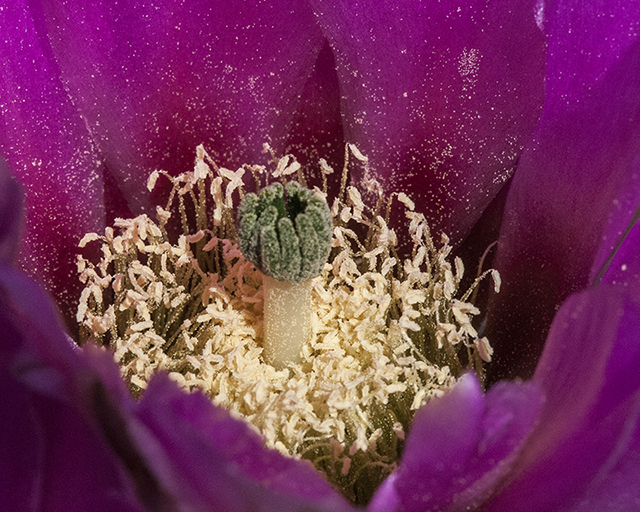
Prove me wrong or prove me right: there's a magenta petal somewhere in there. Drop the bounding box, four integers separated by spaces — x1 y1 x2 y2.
132 373 353 512
589 157 640 299
594 210 640 300
0 265 83 386
39 0 326 217
0 158 23 266
28 395 147 512
542 0 640 111
0 382 144 512
0 323 44 511
285 41 346 185
487 286 640 511
0 2 105 320
371 374 543 512
0 266 145 512
309 0 545 242
487 1 640 380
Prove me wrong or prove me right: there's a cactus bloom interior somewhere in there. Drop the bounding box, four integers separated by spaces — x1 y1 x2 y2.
76 145 498 503
3 0 640 511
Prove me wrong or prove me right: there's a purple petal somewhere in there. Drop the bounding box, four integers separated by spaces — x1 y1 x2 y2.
370 374 543 512
589 158 640 298
541 0 640 111
29 395 148 512
0 157 23 266
486 285 640 511
0 265 146 512
0 1 105 322
132 373 353 512
285 41 346 190
0 264 83 386
487 0 640 381
593 214 640 300
0 320 44 511
39 0 326 217
309 0 545 242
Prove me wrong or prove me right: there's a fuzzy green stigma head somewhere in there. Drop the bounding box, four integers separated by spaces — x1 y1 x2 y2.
237 181 332 283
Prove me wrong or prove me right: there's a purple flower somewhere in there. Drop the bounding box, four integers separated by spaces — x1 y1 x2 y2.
2 0 640 511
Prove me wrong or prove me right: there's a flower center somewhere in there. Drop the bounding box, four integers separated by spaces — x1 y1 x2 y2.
76 144 499 504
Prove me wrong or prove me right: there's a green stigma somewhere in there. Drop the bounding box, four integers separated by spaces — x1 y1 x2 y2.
237 181 333 283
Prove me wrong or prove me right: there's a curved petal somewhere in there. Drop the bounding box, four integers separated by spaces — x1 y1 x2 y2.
487 285 640 511
369 374 543 512
39 0 326 217
131 374 353 512
309 0 545 242
487 0 640 381
0 1 105 323
0 265 145 512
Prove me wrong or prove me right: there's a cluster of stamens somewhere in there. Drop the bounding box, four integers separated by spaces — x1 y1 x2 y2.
76 144 499 504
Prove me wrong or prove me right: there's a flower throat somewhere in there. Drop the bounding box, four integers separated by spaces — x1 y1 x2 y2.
76 144 499 505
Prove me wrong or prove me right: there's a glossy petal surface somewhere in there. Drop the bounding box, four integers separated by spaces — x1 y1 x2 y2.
310 0 545 242
487 286 640 511
488 0 640 381
370 374 543 512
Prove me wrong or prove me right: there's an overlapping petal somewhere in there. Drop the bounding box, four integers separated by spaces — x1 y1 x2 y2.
2 1 640 511
0 0 105 323
132 374 353 512
370 284 640 512
487 0 640 381
2 0 548 324
487 285 640 511
309 0 545 242
38 0 327 217
369 375 543 512
0 265 144 512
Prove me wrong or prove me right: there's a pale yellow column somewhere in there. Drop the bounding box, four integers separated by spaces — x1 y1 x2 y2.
262 275 312 369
